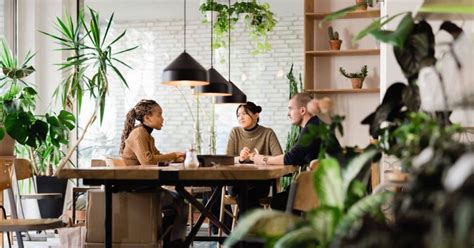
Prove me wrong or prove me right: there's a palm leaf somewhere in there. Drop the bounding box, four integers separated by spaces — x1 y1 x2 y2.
101 12 115 47
320 4 361 25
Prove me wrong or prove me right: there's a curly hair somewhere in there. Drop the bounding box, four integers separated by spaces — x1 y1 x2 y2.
119 99 160 154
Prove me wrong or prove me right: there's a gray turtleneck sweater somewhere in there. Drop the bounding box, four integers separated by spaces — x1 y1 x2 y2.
226 125 283 162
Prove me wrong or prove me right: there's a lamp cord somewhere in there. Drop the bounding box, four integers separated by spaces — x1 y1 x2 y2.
184 0 186 52
228 0 231 81
210 0 214 68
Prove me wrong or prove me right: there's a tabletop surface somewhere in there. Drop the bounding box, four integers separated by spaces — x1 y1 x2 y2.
58 164 297 180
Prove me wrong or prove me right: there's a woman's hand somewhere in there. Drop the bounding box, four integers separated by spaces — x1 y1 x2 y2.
174 152 185 162
239 147 251 161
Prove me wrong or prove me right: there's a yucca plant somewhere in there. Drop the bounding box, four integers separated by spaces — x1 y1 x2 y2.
42 8 137 175
224 148 392 248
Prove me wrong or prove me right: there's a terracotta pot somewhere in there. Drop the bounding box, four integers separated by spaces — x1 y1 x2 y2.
355 0 368 11
351 77 365 89
329 40 342 50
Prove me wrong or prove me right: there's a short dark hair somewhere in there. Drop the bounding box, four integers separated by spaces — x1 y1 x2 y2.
291 93 312 108
236 101 262 123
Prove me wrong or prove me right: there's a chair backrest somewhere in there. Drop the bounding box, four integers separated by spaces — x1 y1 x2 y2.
0 158 13 191
105 158 126 167
91 159 106 167
291 171 319 212
14 158 34 181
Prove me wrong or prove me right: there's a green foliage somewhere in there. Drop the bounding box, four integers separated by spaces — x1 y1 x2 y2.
225 149 389 248
339 65 368 79
42 8 137 173
281 64 303 190
0 39 75 175
199 0 277 55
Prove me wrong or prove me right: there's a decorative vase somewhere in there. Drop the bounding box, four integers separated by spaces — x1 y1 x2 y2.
351 77 365 89
184 148 200 169
329 40 342 50
355 0 368 11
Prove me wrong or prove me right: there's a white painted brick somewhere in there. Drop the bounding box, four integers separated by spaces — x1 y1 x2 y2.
78 16 305 163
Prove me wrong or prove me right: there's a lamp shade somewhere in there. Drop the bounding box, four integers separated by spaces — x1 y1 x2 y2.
194 67 232 96
162 51 209 86
216 80 247 103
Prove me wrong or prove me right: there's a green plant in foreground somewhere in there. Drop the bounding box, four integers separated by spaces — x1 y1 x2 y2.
225 149 391 248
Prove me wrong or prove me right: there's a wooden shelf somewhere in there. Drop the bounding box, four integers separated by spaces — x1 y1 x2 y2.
305 10 380 20
306 49 380 57
306 88 380 94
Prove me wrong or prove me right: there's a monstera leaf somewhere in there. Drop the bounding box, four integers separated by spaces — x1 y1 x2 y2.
362 83 407 137
394 19 436 84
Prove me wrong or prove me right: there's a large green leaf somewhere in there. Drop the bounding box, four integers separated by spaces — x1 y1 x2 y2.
308 206 342 246
0 127 4 140
369 13 414 49
274 226 319 248
314 158 345 210
320 4 361 25
334 192 392 236
341 148 378 194
223 209 300 247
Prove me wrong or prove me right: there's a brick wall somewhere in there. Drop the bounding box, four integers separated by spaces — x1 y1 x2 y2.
78 15 304 165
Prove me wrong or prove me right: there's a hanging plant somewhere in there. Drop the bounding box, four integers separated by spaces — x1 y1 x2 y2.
234 0 276 54
199 0 277 55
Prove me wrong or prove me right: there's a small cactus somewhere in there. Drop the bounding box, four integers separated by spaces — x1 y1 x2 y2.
328 26 340 41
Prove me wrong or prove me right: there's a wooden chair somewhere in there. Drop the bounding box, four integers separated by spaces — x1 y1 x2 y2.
0 158 64 248
105 158 126 167
218 187 239 248
286 171 319 213
13 159 63 215
70 159 105 224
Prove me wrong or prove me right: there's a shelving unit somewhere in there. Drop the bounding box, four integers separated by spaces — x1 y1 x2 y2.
304 0 381 146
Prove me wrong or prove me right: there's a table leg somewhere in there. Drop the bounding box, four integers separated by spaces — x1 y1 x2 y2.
176 186 230 246
104 183 112 248
72 191 77 224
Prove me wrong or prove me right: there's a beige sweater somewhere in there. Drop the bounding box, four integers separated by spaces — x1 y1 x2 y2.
121 126 177 165
226 125 283 161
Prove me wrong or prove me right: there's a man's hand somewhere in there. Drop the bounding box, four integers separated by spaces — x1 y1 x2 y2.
252 154 266 165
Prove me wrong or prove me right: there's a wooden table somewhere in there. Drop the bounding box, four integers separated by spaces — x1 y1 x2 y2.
58 164 296 248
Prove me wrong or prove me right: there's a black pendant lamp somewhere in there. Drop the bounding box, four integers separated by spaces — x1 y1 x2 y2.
216 0 247 103
162 0 209 86
194 1 231 96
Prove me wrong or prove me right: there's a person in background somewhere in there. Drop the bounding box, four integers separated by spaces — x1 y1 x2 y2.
120 99 186 247
227 101 283 207
251 93 340 210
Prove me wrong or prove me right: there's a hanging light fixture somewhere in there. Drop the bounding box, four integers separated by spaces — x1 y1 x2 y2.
217 0 247 103
162 0 209 86
194 0 231 96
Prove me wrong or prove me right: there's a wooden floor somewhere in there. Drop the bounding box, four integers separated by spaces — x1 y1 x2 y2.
5 225 219 248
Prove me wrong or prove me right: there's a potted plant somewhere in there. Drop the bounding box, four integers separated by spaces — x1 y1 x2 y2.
0 39 75 157
328 26 342 50
42 8 137 175
339 65 368 89
0 39 75 218
355 0 368 11
199 0 277 54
